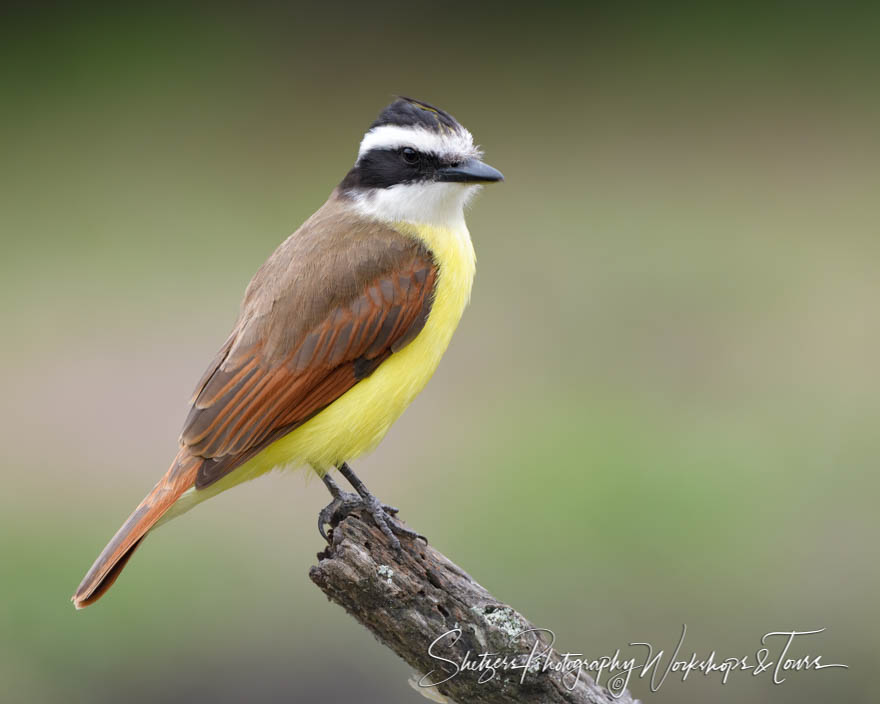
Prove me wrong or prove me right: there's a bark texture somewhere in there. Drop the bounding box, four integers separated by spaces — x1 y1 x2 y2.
309 511 638 704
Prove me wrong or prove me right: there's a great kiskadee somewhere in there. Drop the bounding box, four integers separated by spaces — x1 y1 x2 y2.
72 97 503 608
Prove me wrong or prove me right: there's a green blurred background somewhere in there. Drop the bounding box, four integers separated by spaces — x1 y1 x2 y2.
2 2 877 702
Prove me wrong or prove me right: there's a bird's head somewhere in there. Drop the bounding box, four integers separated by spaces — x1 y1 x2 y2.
340 97 503 227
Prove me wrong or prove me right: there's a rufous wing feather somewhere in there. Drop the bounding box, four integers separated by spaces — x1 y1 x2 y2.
183 252 437 488
73 195 440 607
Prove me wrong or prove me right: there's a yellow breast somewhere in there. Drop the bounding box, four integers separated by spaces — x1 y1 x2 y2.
183 220 476 506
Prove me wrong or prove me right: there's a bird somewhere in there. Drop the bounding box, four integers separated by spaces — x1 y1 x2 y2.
72 97 503 609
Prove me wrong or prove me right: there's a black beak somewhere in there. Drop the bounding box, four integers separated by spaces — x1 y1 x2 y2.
436 158 504 184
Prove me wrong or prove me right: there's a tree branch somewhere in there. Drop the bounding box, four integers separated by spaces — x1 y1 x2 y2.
309 511 638 704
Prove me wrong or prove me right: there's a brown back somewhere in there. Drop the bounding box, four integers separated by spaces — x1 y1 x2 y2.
181 192 438 486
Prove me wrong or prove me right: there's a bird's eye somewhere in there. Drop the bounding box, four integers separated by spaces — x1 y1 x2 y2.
401 147 419 165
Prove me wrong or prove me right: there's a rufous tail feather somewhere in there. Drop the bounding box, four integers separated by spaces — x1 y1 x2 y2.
72 449 201 609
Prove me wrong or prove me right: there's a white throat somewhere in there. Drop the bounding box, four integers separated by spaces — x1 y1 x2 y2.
350 181 479 230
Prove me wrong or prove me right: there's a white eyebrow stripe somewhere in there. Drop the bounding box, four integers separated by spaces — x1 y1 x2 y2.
357 124 477 161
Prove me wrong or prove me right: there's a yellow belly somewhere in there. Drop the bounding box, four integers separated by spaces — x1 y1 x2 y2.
166 220 476 516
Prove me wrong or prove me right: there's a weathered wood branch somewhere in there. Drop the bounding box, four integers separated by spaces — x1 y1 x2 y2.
309 511 638 704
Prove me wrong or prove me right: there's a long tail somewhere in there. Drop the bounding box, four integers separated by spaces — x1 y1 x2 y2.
72 449 201 609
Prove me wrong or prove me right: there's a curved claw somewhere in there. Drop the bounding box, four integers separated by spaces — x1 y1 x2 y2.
317 490 362 544
317 491 426 552
318 501 337 542
361 496 429 552
318 511 330 542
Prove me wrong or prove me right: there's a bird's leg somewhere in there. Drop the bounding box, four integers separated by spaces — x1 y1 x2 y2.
317 472 362 541
336 462 426 552
317 469 419 547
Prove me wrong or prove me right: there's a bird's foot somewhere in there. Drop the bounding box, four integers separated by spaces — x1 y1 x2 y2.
317 491 424 551
360 493 425 552
317 489 363 542
317 469 425 551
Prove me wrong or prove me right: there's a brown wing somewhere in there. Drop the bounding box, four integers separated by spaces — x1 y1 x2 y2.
180 199 437 488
